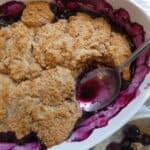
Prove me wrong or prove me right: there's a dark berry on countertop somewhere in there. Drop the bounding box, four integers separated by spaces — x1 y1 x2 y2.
121 140 131 149
106 142 122 150
141 134 150 145
124 125 141 141
126 148 134 150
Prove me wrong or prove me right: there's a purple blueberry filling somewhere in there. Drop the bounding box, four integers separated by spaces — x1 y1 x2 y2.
0 132 46 150
76 67 120 111
77 77 101 102
0 0 149 149
0 1 25 26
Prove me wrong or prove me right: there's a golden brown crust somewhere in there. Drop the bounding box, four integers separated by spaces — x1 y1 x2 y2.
0 22 42 81
6 96 39 138
1 67 81 147
21 1 54 27
0 6 132 147
31 101 81 147
0 74 15 120
108 32 131 80
34 12 131 79
31 66 75 105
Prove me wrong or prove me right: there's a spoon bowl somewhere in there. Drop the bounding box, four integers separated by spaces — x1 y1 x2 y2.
77 67 121 112
77 38 150 112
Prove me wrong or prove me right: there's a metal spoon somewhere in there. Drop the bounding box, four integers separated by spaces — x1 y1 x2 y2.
77 38 150 112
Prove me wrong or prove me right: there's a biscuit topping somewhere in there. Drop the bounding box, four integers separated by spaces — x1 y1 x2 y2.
21 1 54 26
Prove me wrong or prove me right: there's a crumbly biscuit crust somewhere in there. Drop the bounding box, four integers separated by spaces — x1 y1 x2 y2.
21 1 54 27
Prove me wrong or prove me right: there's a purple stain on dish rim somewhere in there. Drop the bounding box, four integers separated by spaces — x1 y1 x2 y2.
0 0 149 148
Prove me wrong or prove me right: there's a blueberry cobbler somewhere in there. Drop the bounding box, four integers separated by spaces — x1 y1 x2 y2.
0 0 149 149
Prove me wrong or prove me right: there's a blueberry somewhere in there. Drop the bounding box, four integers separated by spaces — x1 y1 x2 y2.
0 1 25 27
0 17 8 26
124 125 141 141
121 140 131 149
0 1 25 17
121 78 130 90
59 9 74 18
125 148 134 150
106 142 122 150
141 134 150 145
50 4 57 14
0 16 20 27
0 131 16 142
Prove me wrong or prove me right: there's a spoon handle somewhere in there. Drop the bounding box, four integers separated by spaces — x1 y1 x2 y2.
118 38 150 73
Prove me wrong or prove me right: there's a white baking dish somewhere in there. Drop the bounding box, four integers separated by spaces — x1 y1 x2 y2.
0 0 149 150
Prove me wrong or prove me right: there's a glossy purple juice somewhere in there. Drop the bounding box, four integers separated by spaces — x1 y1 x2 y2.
77 71 116 103
78 78 100 102
0 0 149 149
76 68 119 111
